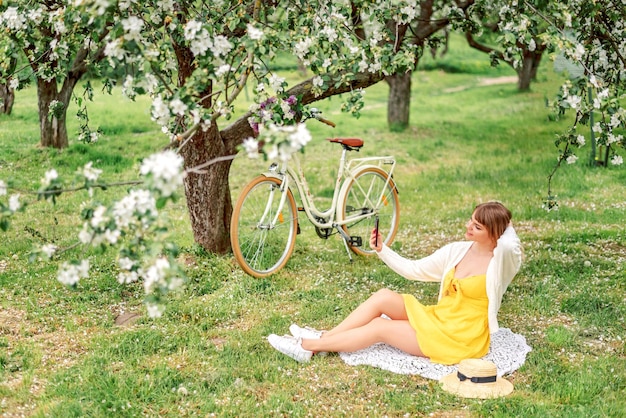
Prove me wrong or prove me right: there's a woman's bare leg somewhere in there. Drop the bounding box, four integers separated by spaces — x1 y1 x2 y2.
323 289 409 338
302 317 425 357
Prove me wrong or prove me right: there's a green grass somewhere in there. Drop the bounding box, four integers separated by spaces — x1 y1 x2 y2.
1 36 625 416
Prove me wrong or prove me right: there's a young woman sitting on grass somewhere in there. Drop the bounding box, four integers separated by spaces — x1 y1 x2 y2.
267 201 523 365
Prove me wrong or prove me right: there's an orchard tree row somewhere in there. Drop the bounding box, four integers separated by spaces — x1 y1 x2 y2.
0 0 624 314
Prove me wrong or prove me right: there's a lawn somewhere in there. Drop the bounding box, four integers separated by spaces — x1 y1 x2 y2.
0 37 625 417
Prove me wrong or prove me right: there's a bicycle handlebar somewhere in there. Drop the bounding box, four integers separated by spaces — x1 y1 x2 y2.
317 117 336 128
309 108 336 128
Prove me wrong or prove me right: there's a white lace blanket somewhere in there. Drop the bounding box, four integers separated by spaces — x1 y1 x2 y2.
338 328 532 380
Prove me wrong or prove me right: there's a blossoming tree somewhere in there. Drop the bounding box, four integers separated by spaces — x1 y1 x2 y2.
0 0 624 314
463 0 554 91
0 0 478 314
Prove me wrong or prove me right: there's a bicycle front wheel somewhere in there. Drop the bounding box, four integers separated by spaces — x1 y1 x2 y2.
230 176 298 277
339 167 399 256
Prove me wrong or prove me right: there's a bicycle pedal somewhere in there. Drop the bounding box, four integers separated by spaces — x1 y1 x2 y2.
349 236 362 247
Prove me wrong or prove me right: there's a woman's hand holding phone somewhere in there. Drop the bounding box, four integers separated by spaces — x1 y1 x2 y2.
370 216 382 252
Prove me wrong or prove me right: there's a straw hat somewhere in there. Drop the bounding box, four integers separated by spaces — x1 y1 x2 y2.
440 359 513 399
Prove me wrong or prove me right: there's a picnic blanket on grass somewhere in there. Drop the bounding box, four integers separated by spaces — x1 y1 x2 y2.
338 328 531 380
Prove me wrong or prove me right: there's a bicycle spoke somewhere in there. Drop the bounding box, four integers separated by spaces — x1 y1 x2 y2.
231 176 298 277
339 167 399 256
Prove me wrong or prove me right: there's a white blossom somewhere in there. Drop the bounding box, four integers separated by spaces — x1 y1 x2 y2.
82 162 103 182
242 137 259 158
140 151 184 197
118 257 135 271
597 89 610 100
571 43 585 61
104 228 121 244
566 154 578 164
294 38 313 60
113 189 156 228
41 244 57 258
190 30 212 56
593 97 602 109
268 74 285 92
104 38 126 62
50 9 67 35
607 133 623 145
146 303 165 318
151 96 171 126
611 155 623 165
118 270 140 284
576 135 586 147
1 7 27 31
90 206 109 228
288 124 312 149
28 7 44 25
122 16 144 42
312 76 323 87
247 24 264 40
184 20 203 40
610 113 621 128
169 99 188 116
78 224 93 244
122 75 136 99
41 169 58 188
592 123 603 134
211 35 232 57
57 260 89 286
8 194 20 212
321 26 338 42
565 95 581 110
215 64 232 77
143 258 170 293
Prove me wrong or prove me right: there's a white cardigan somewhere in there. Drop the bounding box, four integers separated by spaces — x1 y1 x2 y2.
377 226 523 333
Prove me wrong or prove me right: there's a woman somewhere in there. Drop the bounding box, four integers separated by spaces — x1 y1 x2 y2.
268 201 523 365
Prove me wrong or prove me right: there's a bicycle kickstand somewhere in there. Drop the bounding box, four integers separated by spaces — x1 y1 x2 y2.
335 226 355 263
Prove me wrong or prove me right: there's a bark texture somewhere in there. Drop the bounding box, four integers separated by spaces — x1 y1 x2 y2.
386 71 412 131
0 84 14 115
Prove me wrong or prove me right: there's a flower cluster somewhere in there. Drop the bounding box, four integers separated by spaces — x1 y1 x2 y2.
242 123 312 162
247 93 300 136
24 153 186 318
139 150 185 199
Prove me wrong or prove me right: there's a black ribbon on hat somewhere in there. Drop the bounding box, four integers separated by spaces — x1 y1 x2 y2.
457 371 497 384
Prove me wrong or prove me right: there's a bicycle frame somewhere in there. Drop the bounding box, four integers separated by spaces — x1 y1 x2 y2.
263 146 396 230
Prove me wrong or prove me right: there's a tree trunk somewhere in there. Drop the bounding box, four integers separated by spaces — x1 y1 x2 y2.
37 78 69 149
386 71 412 132
529 49 543 81
517 48 544 91
0 83 15 115
180 123 234 254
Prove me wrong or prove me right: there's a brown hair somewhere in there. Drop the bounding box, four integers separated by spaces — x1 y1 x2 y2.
473 201 512 243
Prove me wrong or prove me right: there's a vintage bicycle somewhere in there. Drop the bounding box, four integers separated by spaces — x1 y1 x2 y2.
230 109 400 277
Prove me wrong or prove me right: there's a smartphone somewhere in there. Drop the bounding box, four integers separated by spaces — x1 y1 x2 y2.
374 216 379 247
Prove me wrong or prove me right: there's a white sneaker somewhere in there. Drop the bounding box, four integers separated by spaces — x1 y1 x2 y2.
267 334 313 363
289 323 323 339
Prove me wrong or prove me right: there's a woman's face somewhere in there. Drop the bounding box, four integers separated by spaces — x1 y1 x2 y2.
465 213 492 244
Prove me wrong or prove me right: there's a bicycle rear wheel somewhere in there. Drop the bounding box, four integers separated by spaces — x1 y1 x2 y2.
230 176 298 277
339 167 399 256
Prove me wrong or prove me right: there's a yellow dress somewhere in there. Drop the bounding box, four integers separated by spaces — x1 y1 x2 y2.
402 268 490 365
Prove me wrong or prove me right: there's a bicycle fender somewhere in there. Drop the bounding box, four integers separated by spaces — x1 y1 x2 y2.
256 171 288 182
